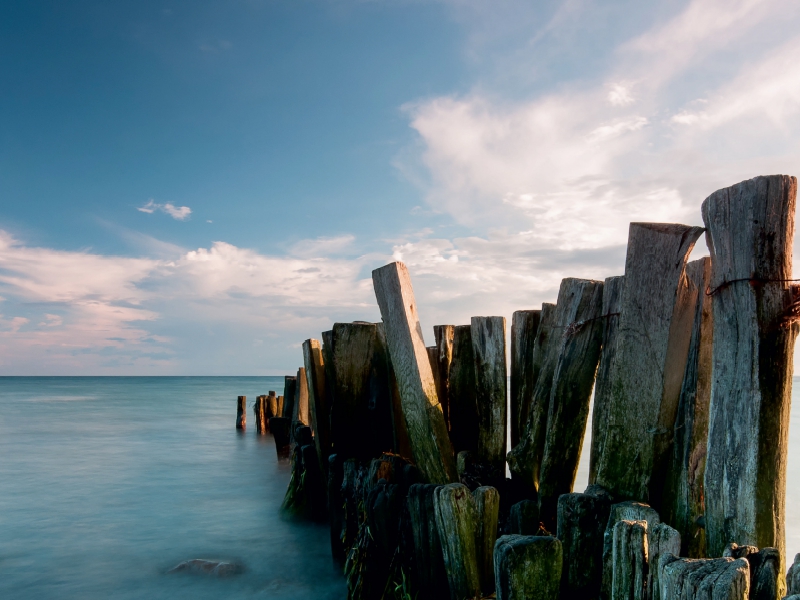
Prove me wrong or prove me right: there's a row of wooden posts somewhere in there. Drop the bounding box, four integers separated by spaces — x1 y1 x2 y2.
238 175 800 600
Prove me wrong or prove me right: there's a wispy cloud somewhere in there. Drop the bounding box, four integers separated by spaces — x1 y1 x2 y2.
137 199 192 221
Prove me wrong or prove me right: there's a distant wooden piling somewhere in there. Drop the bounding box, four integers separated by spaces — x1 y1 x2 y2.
538 278 604 528
236 395 246 430
433 325 455 428
303 339 331 478
494 535 562 600
254 396 267 434
589 276 624 484
372 262 457 484
594 222 704 505
448 324 479 456
471 316 507 476
659 555 750 600
510 310 541 448
702 175 798 561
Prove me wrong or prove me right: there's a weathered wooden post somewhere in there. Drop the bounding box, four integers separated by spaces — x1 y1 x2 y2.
282 376 296 420
647 523 681 600
380 323 414 459
723 543 784 600
471 316 507 478
254 396 267 434
601 501 660 600
267 391 279 422
494 535 562 600
611 520 648 600
236 395 246 430
702 175 798 563
276 395 284 417
407 483 449 599
292 367 309 427
659 555 750 599
433 483 481 599
508 499 540 535
589 276 624 484
594 222 704 505
538 278 604 528
433 325 455 428
372 262 457 483
303 339 331 478
474 486 500 594
448 324 479 455
557 491 612 599
788 553 800 596
661 257 712 558
270 417 291 458
510 310 541 448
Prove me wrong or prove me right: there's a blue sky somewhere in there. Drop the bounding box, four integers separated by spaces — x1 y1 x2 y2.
3 0 800 374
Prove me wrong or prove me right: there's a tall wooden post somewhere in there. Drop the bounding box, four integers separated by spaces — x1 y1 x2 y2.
434 483 482 600
538 278 604 528
589 275 624 484
471 316 507 475
254 396 267 434
594 223 704 505
293 367 309 427
236 395 246 430
702 175 798 561
433 325 455 428
372 262 457 484
510 310 541 448
449 324 479 455
282 376 296 420
304 339 331 478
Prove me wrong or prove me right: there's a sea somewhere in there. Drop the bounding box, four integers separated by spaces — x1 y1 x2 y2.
0 376 798 599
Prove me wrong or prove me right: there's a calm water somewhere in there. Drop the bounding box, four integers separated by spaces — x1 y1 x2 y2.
0 377 797 599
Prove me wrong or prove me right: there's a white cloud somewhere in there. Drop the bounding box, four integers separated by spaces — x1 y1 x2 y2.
607 83 635 107
137 199 192 221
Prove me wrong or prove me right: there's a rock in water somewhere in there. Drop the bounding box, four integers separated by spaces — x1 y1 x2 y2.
168 559 243 577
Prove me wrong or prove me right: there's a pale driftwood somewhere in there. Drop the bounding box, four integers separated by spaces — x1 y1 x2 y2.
434 324 455 428
594 223 704 504
702 175 798 560
590 275 624 484
494 535 562 600
372 262 457 484
433 483 481 600
254 396 267 434
788 553 800 595
327 322 394 460
509 499 540 536
658 555 750 600
474 486 500 594
303 339 331 478
510 310 542 448
282 376 296 420
471 316 507 472
236 395 246 430
449 324 478 455
601 501 661 600
648 523 681 600
611 520 648 600
557 491 612 598
407 483 449 600
538 278 605 528
509 287 580 491
662 257 713 559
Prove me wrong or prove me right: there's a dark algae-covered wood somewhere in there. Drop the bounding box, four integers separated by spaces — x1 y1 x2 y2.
724 543 784 600
662 257 713 559
510 310 541 448
538 278 604 528
372 262 457 484
407 484 449 600
282 376 296 420
788 553 800 596
448 324 478 456
594 222 704 505
701 175 798 563
494 535 562 600
236 395 246 430
270 417 291 458
473 485 500 594
433 325 455 429
471 316 507 475
611 520 647 600
658 555 750 600
590 275 624 484
557 491 612 600
648 523 681 600
303 338 331 478
509 499 540 536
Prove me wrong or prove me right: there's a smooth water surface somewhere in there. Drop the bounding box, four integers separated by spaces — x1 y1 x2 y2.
0 377 346 599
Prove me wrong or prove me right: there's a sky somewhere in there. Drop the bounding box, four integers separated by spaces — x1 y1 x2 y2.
2 0 800 375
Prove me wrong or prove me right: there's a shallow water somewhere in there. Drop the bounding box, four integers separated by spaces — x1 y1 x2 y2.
0 377 346 599
0 376 798 599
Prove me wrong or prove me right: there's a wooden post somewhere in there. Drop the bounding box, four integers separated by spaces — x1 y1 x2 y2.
509 499 540 535
557 491 612 599
724 544 784 600
471 316 507 476
538 278 605 528
589 276 624 484
448 324 479 455
292 367 309 427
433 483 482 600
426 346 441 406
474 486 500 595
433 325 455 428
648 523 681 600
789 553 800 596
494 535 562 600
267 391 279 421
270 417 291 458
276 395 284 417
254 396 267 434
594 223 704 505
282 376 296 420
611 520 648 600
661 257 712 559
601 501 661 600
303 339 331 479
510 310 541 448
407 483 449 600
659 555 750 600
372 262 457 484
380 322 414 459
236 395 246 430
702 175 798 561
